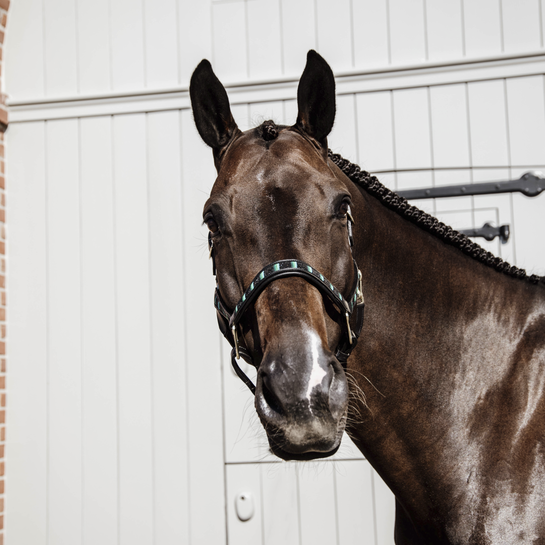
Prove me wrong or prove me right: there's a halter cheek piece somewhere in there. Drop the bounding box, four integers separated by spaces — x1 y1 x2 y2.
208 207 365 394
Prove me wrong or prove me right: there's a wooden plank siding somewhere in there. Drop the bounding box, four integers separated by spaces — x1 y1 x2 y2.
4 1 545 544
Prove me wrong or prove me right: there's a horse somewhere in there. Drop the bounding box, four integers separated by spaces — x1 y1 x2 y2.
190 50 545 544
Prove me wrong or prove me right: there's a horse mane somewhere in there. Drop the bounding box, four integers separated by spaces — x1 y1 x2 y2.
329 151 545 286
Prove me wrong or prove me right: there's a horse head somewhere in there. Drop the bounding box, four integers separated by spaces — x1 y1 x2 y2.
190 51 362 461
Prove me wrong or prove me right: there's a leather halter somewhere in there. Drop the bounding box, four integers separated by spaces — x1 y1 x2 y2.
208 208 365 394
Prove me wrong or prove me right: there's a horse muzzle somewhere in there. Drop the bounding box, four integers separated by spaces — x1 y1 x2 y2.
254 340 349 460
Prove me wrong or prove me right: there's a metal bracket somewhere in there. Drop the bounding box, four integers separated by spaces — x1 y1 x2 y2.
397 171 545 200
459 223 510 244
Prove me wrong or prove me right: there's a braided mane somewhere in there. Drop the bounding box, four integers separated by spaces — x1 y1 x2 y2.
329 151 544 286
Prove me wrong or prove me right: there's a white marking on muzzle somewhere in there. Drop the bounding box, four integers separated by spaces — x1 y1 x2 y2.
305 330 327 401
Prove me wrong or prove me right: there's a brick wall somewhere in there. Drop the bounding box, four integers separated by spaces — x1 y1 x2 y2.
0 0 8 542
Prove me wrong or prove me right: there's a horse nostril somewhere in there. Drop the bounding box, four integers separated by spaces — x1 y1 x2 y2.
261 378 283 416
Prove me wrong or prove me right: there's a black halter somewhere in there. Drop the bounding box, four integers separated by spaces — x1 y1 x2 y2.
209 209 365 394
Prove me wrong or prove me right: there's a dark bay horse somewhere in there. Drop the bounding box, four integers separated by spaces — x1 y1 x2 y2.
190 51 545 544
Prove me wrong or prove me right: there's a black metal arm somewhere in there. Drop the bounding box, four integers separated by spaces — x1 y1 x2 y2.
397 171 545 200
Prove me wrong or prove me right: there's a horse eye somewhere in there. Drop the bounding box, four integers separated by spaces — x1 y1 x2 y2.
205 216 219 233
338 201 350 217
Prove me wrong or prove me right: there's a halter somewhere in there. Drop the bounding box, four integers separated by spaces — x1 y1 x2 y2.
208 208 365 394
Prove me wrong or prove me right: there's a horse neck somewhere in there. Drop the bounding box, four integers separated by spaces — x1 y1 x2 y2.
347 185 543 525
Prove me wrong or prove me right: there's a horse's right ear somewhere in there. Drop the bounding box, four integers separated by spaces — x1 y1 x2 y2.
190 60 239 163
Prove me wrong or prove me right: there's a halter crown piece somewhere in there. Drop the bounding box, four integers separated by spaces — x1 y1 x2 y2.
208 206 365 394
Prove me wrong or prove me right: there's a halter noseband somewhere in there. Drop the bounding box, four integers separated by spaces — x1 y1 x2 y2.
209 208 365 394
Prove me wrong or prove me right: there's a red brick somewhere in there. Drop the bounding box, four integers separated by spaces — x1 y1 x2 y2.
0 177 4 190
0 1 10 11
0 376 5 389
0 108 7 127
0 481 4 494
1 293 5 307
0 395 5 408
0 428 5 442
0 309 4 321
0 413 4 426
1 13 7 27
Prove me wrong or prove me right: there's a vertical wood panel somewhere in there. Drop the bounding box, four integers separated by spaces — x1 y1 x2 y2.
356 91 395 172
46 119 82 545
467 80 509 167
389 0 427 65
261 465 300 545
429 84 470 168
178 0 213 84
482 168 524 267
147 111 190 544
352 0 390 69
512 191 545 275
80 116 119 545
144 0 179 88
110 0 146 91
212 1 248 82
425 0 464 61
113 114 154 545
7 122 48 544
501 0 542 53
44 0 78 96
396 171 434 197
280 0 316 76
373 471 396 545
462 0 503 57
330 94 358 163
180 109 227 545
298 465 338 545
249 101 285 127
77 0 112 94
335 462 376 545
247 0 282 79
223 342 266 464
506 76 545 166
226 464 264 545
232 103 252 132
473 183 515 265
392 87 432 170
283 99 298 127
4 0 45 99
315 0 354 70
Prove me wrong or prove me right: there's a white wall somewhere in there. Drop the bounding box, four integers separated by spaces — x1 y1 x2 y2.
4 1 545 544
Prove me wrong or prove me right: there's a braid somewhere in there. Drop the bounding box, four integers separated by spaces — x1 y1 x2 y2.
329 151 544 286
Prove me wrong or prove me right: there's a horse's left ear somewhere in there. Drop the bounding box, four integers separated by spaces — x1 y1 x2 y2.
295 50 336 153
190 59 240 167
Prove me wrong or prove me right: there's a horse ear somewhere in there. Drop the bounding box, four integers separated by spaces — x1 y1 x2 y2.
295 50 336 150
190 59 239 161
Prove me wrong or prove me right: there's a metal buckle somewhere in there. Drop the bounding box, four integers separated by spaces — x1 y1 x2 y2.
232 325 240 360
345 312 353 345
356 269 364 305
